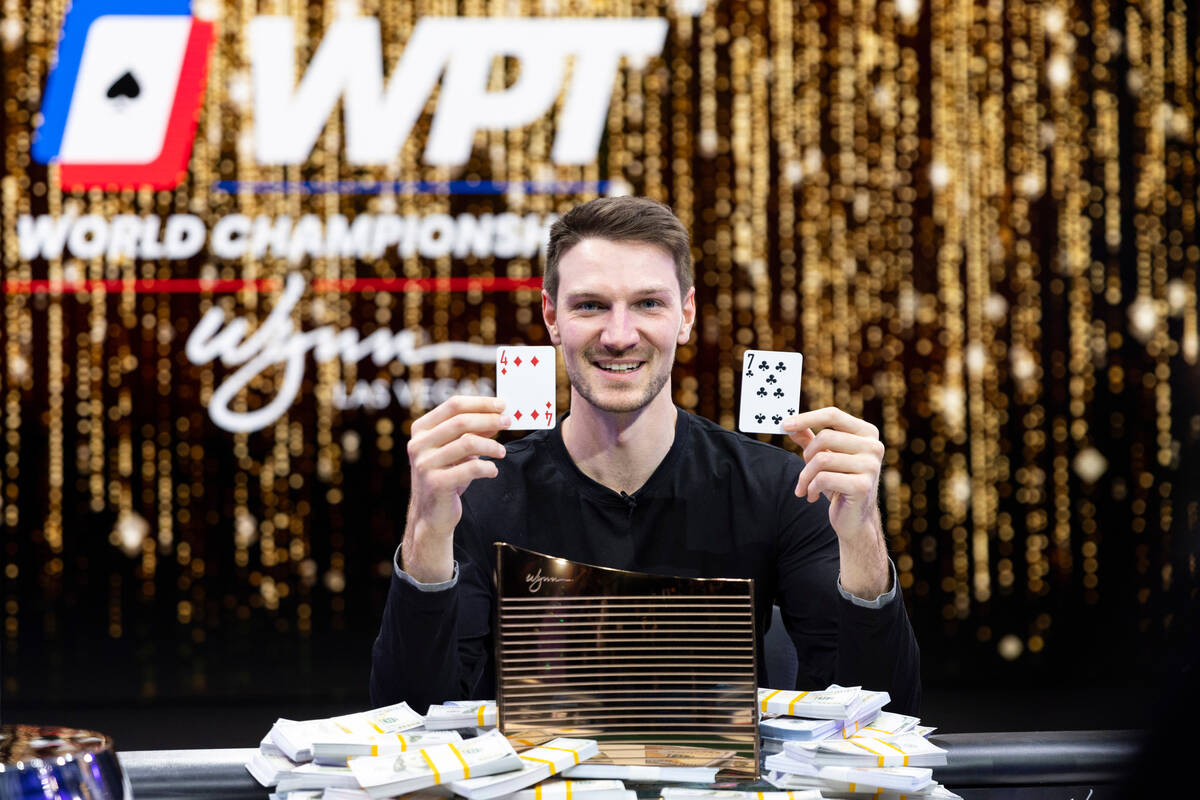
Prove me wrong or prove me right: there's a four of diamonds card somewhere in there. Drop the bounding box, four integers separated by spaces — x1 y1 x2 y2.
495 345 557 430
737 350 804 435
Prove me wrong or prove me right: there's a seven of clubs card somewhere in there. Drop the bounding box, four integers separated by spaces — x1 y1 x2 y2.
738 350 804 434
496 346 556 430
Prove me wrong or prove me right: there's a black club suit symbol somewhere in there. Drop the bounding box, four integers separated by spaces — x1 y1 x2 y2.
757 387 768 397
774 388 785 398
776 362 787 371
754 413 766 423
766 375 777 384
771 414 783 424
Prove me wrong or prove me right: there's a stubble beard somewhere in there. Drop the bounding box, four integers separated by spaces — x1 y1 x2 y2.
565 350 673 414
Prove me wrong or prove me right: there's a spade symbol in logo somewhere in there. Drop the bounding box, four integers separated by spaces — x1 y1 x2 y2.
107 71 141 102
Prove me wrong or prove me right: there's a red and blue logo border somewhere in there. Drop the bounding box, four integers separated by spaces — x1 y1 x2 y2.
32 0 215 191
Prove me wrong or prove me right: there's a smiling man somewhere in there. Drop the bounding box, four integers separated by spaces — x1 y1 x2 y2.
371 197 920 715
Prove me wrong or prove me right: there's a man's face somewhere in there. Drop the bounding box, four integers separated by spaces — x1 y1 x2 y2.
543 238 695 415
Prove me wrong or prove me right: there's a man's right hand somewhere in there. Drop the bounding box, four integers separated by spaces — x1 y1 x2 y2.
401 396 511 583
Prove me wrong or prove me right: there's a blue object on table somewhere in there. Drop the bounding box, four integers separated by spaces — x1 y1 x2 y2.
0 725 129 800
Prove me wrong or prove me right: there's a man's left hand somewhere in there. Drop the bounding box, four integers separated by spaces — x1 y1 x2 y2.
783 406 891 600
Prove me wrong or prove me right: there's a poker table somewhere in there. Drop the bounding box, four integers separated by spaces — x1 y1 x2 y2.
118 729 1143 799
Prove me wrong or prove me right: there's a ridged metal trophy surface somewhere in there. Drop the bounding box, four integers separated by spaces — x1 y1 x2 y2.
494 542 760 779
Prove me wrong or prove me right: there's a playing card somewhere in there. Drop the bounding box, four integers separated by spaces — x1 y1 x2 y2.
496 346 556 430
58 15 193 163
738 350 803 434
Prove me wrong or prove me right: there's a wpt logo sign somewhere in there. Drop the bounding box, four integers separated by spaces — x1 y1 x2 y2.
31 0 216 190
32 8 666 191
250 17 668 168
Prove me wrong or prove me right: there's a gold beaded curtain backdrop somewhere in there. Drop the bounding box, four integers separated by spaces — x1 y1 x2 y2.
1 0 1197 701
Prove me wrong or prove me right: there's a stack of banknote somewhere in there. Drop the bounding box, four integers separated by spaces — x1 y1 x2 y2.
247 702 617 800
247 685 960 800
758 684 958 799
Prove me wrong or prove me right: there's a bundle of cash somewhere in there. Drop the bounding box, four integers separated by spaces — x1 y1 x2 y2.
312 729 463 766
269 702 424 762
561 763 718 784
774 733 947 769
759 716 841 743
818 765 933 792
273 763 361 793
449 738 598 800
424 701 499 730
660 788 823 800
348 729 522 799
765 768 964 799
757 685 889 721
835 689 890 732
837 711 928 741
317 791 370 800
561 744 730 784
318 788 449 800
505 778 633 800
246 749 302 788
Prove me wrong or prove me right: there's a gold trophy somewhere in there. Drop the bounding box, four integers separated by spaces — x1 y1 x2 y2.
494 543 759 779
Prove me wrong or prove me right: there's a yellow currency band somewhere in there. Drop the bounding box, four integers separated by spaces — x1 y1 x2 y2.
760 690 782 713
847 738 886 767
448 742 471 779
566 780 573 800
522 755 557 770
848 784 856 792
421 749 440 783
757 793 764 800
372 722 385 733
478 706 487 726
536 786 542 800
396 734 408 752
541 746 581 764
786 691 810 716
371 745 378 756
875 739 909 765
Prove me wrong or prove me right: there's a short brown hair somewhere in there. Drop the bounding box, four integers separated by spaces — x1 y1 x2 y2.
543 197 693 301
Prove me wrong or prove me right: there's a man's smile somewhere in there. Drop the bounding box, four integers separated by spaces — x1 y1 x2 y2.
594 360 646 374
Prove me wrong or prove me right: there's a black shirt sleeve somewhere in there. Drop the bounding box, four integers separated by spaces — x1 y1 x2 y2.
369 504 496 713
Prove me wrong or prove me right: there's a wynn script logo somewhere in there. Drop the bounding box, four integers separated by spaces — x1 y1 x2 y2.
525 568 574 593
185 272 496 433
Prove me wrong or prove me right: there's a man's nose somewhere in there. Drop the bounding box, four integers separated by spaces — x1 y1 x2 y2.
599 304 640 351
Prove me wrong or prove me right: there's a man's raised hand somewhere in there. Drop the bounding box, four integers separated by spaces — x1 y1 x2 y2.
401 396 511 583
783 406 890 599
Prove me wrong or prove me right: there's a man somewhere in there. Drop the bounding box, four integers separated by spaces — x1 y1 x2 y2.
371 197 920 715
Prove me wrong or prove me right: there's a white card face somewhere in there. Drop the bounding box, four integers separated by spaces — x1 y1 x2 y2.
59 16 192 163
496 345 556 430
738 350 803 434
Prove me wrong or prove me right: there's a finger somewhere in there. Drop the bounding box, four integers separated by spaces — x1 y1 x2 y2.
417 433 507 472
783 406 879 439
410 410 512 453
411 395 507 435
786 426 816 449
801 429 886 463
794 452 880 498
427 458 500 495
804 471 876 505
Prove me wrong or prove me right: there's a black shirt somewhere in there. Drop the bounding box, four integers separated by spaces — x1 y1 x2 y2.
371 409 921 715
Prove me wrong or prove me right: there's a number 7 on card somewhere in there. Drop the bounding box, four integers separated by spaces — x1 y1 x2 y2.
495 346 557 430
